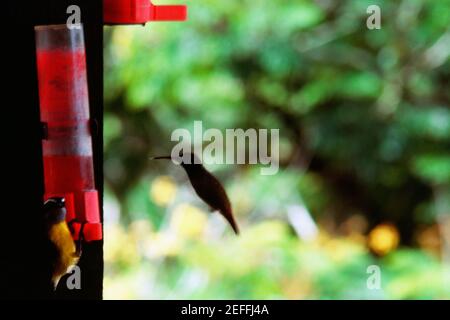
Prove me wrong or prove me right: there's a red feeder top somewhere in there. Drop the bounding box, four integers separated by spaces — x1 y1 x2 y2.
104 0 187 25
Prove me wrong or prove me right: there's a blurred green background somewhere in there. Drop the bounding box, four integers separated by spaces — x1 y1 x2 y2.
103 0 450 299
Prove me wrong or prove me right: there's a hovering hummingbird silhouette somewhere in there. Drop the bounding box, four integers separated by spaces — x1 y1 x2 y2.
152 152 239 234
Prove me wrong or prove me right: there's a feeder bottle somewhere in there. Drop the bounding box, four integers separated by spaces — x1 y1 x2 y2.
35 24 101 242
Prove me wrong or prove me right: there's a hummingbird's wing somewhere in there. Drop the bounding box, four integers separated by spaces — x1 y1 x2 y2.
187 169 240 235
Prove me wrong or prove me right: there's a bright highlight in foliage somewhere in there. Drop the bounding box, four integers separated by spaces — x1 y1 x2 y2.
368 224 400 256
171 203 208 239
150 175 177 206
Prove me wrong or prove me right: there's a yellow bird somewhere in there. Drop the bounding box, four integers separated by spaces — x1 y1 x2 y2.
43 198 80 290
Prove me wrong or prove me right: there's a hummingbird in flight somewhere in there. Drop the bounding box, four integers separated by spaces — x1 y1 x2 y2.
152 152 239 234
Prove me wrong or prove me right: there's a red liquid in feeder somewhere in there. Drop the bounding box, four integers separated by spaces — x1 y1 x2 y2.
36 48 96 220
36 49 89 121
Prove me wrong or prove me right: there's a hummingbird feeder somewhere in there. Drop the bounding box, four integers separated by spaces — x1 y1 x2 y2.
34 1 187 243
35 24 101 242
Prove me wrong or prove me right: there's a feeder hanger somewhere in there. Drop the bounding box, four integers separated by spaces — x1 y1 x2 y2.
104 0 188 25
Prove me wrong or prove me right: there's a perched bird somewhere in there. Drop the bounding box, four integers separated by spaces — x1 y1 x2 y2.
43 197 80 289
152 152 239 234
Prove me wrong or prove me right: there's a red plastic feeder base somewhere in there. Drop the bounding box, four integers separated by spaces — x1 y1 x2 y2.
45 191 102 242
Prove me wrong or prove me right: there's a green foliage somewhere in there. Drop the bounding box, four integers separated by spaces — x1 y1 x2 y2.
104 0 450 299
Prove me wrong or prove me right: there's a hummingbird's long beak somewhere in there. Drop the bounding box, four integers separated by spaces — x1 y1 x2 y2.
150 156 172 160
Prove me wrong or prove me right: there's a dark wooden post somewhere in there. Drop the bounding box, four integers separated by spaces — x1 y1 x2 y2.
2 1 103 299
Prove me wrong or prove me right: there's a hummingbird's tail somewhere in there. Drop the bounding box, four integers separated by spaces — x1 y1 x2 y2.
229 216 240 235
219 208 240 235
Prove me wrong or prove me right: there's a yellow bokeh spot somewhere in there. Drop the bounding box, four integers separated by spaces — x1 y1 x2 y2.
104 224 140 265
150 175 177 206
368 223 400 256
111 28 135 60
129 219 154 240
171 203 208 239
146 232 182 258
